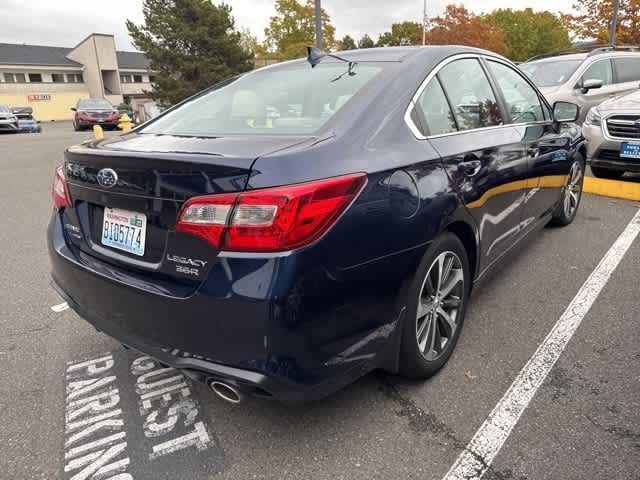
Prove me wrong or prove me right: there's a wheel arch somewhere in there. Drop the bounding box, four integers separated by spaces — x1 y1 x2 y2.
443 219 479 284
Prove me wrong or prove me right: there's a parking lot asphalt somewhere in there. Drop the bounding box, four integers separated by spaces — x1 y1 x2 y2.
1 121 639 480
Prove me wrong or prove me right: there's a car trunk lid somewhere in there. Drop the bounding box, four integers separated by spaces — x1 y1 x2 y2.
62 133 313 287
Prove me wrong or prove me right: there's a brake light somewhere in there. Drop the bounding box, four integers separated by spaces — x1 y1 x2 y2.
52 165 71 209
176 173 367 252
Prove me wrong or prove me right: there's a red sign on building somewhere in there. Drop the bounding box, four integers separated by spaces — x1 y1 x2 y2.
27 94 51 102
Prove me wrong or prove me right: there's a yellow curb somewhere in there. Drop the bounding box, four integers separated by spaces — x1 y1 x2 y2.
583 176 640 202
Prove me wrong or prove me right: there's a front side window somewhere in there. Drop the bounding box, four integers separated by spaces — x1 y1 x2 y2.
613 57 640 83
488 61 544 123
581 59 613 86
28 73 42 83
438 58 503 131
415 78 457 135
142 63 383 136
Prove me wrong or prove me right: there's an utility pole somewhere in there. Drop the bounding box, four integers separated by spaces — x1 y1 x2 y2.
315 0 323 49
609 0 620 46
422 0 427 45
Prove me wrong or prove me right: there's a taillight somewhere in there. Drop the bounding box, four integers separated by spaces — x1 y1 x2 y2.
52 165 71 208
176 173 367 252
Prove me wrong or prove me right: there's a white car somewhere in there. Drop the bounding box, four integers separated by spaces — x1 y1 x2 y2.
583 89 640 179
0 104 19 133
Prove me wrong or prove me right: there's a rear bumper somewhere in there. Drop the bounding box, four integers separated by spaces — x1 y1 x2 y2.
48 210 413 403
77 120 119 128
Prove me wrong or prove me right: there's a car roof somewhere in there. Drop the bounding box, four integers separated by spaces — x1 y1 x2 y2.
265 45 508 68
527 49 640 65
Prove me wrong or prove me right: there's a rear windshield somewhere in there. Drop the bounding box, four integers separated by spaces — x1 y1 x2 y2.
520 60 582 87
79 99 113 109
141 63 383 136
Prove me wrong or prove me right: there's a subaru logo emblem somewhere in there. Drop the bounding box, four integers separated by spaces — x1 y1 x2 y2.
96 168 118 188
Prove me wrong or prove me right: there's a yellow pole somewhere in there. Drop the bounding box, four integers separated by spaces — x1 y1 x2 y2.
93 125 104 140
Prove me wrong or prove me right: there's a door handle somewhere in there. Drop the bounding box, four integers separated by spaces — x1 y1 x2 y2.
459 159 482 177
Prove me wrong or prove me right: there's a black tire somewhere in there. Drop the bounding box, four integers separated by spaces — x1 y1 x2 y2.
398 232 471 379
591 165 624 179
551 153 585 227
73 121 81 132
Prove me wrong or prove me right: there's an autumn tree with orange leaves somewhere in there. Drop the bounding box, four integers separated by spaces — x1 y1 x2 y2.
563 0 640 45
427 5 508 56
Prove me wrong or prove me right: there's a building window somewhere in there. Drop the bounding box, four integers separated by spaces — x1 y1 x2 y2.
52 73 65 83
67 74 83 83
133 74 143 83
28 73 42 83
3 73 27 83
149 75 156 83
120 74 132 83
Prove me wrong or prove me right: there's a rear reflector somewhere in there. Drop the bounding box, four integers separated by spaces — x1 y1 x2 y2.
176 173 367 252
52 165 71 209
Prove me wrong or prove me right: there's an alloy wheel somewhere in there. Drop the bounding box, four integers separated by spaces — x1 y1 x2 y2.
564 161 583 219
416 251 464 361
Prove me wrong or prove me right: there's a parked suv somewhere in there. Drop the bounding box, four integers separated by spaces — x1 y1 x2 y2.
49 46 585 404
71 98 121 131
521 46 640 124
583 88 640 178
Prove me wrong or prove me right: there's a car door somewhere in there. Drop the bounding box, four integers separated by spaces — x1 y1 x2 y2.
413 56 529 271
575 59 616 120
485 59 572 231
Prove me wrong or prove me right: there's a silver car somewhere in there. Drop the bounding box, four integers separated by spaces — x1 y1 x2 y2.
520 47 640 124
583 89 640 179
0 104 18 132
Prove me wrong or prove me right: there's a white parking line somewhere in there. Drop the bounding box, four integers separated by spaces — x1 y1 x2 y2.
51 302 69 313
442 208 640 480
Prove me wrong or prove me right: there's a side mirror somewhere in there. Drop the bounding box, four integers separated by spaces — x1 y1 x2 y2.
581 78 603 94
553 101 580 123
70 107 77 111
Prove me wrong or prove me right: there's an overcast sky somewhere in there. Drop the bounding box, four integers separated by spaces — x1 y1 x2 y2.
0 0 574 51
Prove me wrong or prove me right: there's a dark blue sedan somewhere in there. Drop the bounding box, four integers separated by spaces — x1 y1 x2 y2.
48 46 585 404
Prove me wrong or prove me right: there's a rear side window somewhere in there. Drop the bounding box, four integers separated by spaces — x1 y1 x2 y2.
437 59 503 131
415 78 457 136
581 59 613 86
488 61 544 123
613 57 640 83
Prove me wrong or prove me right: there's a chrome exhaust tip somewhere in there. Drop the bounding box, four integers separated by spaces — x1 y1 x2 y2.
209 380 243 404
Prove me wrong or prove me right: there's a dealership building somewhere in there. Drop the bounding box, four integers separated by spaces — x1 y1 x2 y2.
0 33 156 121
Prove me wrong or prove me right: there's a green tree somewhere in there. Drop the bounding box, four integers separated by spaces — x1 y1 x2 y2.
358 34 375 49
339 35 357 50
377 21 422 46
126 0 253 106
487 8 571 62
264 0 336 60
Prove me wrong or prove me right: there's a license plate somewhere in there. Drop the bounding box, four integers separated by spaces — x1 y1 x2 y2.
101 207 147 256
620 142 640 159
